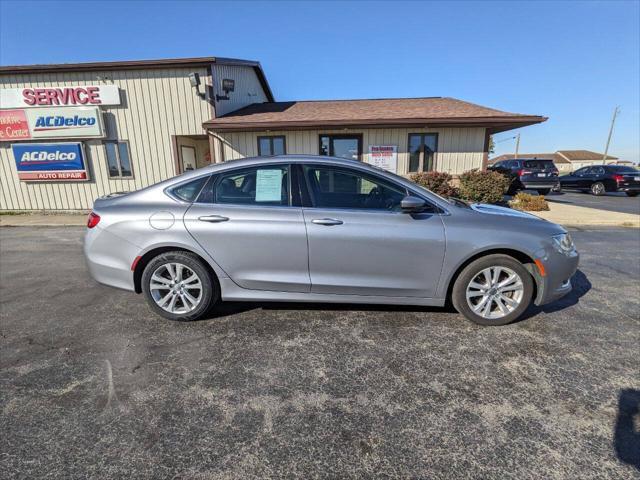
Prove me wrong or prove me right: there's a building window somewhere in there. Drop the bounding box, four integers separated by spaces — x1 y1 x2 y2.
319 134 362 161
105 141 132 178
257 136 286 156
408 133 438 172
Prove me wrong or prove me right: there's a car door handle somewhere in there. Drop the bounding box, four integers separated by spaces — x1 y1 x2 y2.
198 215 229 223
312 218 343 226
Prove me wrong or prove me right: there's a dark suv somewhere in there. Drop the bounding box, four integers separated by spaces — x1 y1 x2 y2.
488 159 559 195
559 165 640 196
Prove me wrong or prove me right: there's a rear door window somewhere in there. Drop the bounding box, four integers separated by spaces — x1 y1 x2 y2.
200 165 290 206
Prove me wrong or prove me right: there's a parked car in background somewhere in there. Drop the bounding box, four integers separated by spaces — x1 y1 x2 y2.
84 155 579 327
488 159 559 195
559 165 640 196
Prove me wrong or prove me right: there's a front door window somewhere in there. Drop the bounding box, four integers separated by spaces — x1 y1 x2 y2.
319 135 362 161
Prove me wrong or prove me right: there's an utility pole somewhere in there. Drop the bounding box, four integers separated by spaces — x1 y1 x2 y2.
514 133 521 159
602 106 620 163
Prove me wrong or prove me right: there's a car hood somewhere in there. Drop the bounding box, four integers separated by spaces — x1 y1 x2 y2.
470 203 543 220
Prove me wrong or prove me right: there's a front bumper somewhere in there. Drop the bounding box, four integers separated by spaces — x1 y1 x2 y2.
533 246 580 306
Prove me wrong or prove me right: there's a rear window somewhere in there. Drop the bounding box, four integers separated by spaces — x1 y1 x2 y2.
169 176 210 202
523 160 555 170
609 166 639 173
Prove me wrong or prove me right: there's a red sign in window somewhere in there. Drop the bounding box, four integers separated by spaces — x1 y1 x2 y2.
0 109 30 141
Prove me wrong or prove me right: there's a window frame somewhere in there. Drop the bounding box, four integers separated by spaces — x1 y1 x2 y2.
257 136 286 156
301 163 411 213
407 133 438 173
104 140 134 179
318 134 363 161
202 163 293 208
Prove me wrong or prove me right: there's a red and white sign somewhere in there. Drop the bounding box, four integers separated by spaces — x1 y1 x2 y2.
18 171 88 181
368 145 398 173
0 85 120 108
0 109 30 140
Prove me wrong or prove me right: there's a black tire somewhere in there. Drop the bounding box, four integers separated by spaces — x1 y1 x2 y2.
591 182 606 196
451 254 534 326
536 189 551 195
141 251 218 321
626 192 638 197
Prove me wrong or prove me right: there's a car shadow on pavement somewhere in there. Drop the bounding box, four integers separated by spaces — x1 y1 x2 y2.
519 269 591 321
203 270 590 323
204 301 452 321
614 389 640 470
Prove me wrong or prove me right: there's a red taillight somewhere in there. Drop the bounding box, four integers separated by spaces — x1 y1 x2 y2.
613 174 624 182
518 169 533 176
87 212 101 228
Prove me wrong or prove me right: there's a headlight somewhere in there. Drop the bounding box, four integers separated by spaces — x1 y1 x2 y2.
552 233 575 255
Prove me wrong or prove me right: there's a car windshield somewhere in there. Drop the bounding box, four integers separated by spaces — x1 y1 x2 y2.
523 160 555 170
609 166 639 173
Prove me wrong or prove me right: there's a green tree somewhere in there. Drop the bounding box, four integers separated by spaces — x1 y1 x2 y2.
488 136 495 155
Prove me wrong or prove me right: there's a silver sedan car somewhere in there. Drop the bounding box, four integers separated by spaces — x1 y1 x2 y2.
84 155 579 326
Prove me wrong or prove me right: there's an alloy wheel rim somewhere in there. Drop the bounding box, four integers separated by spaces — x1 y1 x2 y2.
466 266 524 319
149 262 203 314
593 183 604 194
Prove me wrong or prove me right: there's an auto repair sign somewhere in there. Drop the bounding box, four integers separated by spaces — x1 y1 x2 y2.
12 143 89 181
22 106 105 139
0 85 120 108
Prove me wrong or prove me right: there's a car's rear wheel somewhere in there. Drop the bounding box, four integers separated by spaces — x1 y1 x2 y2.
591 182 606 196
142 251 217 321
452 254 534 326
536 188 551 195
626 192 638 197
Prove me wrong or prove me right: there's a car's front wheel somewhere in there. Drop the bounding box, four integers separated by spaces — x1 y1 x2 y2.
141 251 218 321
452 254 534 326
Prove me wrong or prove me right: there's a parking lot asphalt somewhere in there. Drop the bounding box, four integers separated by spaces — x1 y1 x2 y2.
545 190 640 215
1 227 639 479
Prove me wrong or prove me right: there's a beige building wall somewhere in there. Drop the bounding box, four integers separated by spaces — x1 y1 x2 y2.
0 66 212 210
215 126 487 175
212 64 269 117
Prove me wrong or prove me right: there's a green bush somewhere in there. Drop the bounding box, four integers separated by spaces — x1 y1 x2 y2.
409 171 458 198
458 169 510 204
509 192 550 211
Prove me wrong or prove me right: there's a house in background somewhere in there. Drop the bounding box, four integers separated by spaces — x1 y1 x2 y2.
490 150 624 173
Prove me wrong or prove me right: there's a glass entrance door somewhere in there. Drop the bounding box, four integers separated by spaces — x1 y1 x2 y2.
319 134 362 161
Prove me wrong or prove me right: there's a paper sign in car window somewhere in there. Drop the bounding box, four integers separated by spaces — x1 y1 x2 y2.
255 169 283 202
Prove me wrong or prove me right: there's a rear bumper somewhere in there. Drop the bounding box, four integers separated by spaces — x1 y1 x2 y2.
84 225 138 292
520 179 560 190
616 185 640 192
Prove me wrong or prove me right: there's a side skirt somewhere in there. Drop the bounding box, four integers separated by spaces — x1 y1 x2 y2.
219 278 446 307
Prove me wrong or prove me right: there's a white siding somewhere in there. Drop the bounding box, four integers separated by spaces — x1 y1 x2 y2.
211 64 269 116
216 127 487 175
0 67 212 210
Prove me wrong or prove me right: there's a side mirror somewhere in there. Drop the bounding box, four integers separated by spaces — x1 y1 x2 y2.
401 195 427 213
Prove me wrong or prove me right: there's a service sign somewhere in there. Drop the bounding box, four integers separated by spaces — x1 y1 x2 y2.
24 106 105 139
0 85 120 108
368 145 398 173
12 143 88 181
0 109 30 141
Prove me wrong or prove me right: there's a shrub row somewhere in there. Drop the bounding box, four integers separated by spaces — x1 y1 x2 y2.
409 169 510 204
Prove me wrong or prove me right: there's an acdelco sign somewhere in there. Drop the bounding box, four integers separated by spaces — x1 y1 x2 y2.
24 107 104 139
0 85 120 108
12 143 88 181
